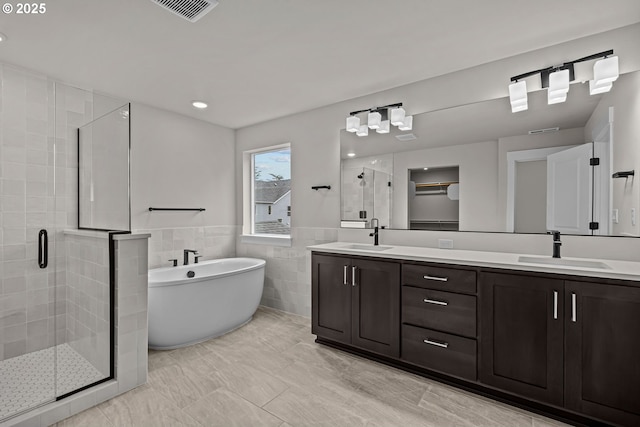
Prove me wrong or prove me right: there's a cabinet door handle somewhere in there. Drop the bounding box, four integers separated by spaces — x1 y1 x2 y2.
423 298 448 306
343 265 349 285
423 275 448 282
553 290 558 320
424 339 449 349
352 266 357 287
571 292 577 322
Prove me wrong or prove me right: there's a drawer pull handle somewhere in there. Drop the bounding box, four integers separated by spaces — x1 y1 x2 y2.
423 298 448 306
424 339 449 349
423 275 448 282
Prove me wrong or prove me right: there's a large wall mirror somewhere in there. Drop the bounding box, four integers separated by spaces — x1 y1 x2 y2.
341 70 640 237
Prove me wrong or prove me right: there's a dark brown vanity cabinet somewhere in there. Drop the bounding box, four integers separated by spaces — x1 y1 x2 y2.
480 272 640 426
401 263 478 381
479 272 564 406
564 281 640 426
312 251 640 426
311 253 400 357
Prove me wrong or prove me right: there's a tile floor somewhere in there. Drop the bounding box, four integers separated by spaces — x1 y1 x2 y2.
53 307 570 426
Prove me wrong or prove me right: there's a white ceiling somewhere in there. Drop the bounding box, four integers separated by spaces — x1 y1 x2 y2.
0 0 639 129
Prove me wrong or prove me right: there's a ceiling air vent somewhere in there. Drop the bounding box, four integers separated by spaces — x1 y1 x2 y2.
528 127 560 135
150 0 218 22
395 133 417 142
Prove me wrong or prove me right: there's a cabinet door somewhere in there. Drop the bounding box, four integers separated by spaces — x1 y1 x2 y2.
480 272 564 406
312 254 352 343
565 281 640 426
351 258 400 357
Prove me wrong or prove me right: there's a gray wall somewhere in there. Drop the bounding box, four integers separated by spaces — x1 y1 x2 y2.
235 24 640 316
514 160 547 233
129 103 237 268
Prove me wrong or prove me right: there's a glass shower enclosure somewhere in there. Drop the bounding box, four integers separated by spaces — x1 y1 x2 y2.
0 65 129 422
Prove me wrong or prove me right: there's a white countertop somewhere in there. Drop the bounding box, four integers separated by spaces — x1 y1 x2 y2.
307 242 640 282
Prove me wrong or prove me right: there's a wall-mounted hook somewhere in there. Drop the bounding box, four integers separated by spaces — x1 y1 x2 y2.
612 170 634 178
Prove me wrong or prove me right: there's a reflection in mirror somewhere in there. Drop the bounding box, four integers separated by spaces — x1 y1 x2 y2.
341 71 640 236
341 154 393 228
79 104 131 231
409 167 459 230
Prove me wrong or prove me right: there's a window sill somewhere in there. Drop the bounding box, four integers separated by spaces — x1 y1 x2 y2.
240 234 292 247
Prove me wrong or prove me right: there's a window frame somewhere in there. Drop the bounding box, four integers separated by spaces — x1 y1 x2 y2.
242 143 292 247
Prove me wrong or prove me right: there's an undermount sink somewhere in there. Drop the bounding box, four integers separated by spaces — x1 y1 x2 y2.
518 256 611 270
343 244 393 252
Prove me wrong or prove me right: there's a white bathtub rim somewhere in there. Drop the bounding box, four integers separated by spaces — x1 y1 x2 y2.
148 257 265 288
148 316 254 350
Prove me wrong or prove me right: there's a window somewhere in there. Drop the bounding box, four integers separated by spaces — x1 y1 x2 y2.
243 144 291 244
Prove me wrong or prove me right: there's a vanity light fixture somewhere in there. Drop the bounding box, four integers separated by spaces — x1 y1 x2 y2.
508 80 528 113
346 116 361 133
508 50 617 112
191 100 208 109
356 125 369 137
367 111 382 129
376 120 390 134
346 103 412 137
589 80 612 95
547 69 570 104
590 55 618 95
397 115 413 131
390 107 406 125
592 55 619 86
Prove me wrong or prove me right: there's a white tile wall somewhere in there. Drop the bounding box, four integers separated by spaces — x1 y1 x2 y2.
65 233 111 377
236 227 338 317
113 235 149 392
137 225 237 269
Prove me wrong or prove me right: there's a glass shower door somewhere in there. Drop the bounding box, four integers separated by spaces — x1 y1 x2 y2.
0 71 123 422
0 67 58 421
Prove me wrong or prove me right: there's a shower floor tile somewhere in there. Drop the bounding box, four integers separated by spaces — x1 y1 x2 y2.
0 343 105 421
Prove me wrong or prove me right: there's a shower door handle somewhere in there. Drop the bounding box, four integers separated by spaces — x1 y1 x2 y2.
38 229 48 269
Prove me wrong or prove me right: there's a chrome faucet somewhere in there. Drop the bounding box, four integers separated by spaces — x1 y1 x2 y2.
183 249 198 265
369 218 380 246
548 231 561 258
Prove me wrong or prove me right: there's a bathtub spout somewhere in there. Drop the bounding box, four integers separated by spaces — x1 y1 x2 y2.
183 249 198 265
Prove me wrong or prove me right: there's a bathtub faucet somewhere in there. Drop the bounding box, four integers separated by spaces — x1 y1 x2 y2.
183 249 199 265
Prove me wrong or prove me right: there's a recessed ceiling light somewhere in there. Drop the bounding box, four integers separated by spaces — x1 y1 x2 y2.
0 32 7 42
191 101 208 109
347 152 356 157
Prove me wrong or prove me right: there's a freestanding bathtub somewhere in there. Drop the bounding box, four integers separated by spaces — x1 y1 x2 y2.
148 257 265 350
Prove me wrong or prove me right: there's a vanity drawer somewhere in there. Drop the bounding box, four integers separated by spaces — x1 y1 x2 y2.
402 286 476 338
402 324 476 381
402 263 476 294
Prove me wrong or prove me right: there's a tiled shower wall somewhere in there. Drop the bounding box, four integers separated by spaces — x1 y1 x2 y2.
0 63 95 361
136 226 237 269
236 227 338 316
65 233 110 377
